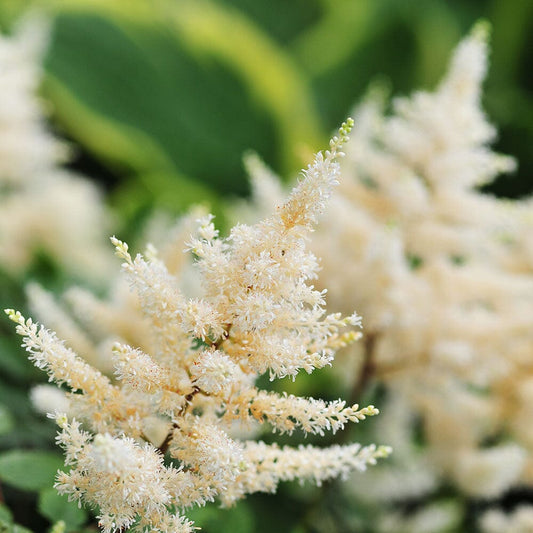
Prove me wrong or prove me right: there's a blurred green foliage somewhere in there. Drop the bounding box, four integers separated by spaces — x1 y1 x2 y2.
0 0 531 531
33 0 324 227
7 1 533 199
1 0 531 220
38 488 88 532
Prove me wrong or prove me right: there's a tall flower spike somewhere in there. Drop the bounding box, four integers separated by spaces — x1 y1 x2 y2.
234 25 533 523
305 24 533 502
279 118 353 229
7 120 390 532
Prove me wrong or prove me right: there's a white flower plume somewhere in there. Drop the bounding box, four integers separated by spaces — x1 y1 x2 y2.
6 119 390 532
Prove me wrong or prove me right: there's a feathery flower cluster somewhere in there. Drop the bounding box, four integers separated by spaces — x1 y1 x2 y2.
242 24 533 516
0 17 111 278
312 24 533 502
7 121 390 532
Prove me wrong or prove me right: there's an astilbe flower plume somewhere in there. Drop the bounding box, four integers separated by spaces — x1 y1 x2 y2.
6 120 390 532
240 24 533 529
314 23 533 502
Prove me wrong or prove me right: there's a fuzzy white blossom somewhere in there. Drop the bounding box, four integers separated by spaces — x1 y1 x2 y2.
53 416 194 533
189 349 243 394
0 17 112 279
480 506 533 533
6 121 390 532
30 384 70 415
377 500 462 533
312 23 533 503
241 23 533 513
452 445 527 498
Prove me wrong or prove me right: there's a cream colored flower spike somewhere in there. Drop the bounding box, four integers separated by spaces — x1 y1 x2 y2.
310 23 533 500
6 120 390 533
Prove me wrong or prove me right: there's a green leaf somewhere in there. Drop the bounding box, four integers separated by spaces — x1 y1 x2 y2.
0 451 64 492
38 488 87 531
291 0 377 76
42 0 323 202
0 405 14 436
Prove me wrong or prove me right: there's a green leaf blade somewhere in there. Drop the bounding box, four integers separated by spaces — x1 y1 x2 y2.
0 451 64 492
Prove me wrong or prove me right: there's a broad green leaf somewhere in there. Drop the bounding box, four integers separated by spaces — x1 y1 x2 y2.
39 0 322 204
0 451 63 492
169 0 323 169
38 488 87 531
221 0 321 45
44 10 273 198
291 0 377 76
